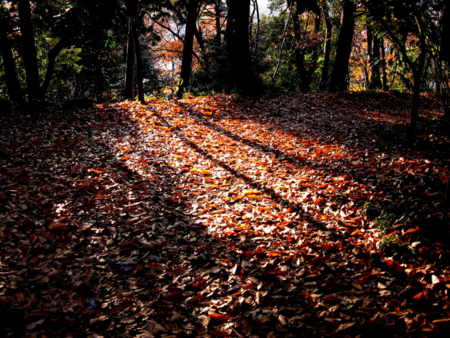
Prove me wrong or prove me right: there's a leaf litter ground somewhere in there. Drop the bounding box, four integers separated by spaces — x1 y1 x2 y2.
0 92 449 336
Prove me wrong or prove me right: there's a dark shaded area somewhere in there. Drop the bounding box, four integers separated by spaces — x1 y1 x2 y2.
0 106 210 335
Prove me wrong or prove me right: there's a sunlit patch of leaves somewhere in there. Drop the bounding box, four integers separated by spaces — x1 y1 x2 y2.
0 92 449 336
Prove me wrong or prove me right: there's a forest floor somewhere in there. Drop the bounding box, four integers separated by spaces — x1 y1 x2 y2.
0 91 449 336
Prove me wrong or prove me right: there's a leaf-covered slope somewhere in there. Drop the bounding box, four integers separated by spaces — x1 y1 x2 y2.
0 92 448 336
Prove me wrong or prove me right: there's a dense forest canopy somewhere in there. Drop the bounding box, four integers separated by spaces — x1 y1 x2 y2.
0 0 448 99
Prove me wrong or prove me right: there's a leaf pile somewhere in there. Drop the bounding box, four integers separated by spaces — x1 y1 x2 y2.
0 92 449 336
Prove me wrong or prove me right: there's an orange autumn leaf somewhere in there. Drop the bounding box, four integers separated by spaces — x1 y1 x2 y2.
413 290 429 300
190 168 212 175
315 196 325 205
209 312 231 321
87 168 106 174
404 226 420 234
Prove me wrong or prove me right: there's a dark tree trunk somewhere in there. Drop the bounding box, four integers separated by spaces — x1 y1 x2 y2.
409 71 421 141
226 0 258 94
306 14 321 89
134 21 145 103
125 0 137 99
0 8 22 103
291 0 321 91
178 0 198 97
125 18 136 98
17 0 41 103
380 38 388 90
408 47 426 142
367 21 381 89
291 5 307 91
407 14 427 142
215 0 222 45
41 39 68 95
319 2 333 90
329 0 355 92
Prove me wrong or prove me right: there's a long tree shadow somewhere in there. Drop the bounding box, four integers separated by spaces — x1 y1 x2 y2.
174 95 449 253
0 106 219 335
193 91 448 157
0 101 448 336
143 105 447 335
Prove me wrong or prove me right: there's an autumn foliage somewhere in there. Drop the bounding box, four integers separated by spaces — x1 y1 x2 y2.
0 92 449 336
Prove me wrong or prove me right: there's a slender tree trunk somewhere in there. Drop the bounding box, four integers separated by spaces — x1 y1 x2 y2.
18 0 41 103
320 3 332 90
291 0 320 91
271 13 291 81
409 47 426 142
409 71 421 142
291 5 307 91
0 8 22 103
178 0 198 97
380 38 388 90
408 15 427 142
251 0 260 52
214 0 222 45
41 39 68 95
125 3 136 99
329 0 355 92
226 0 257 94
134 21 145 103
193 26 205 53
367 23 381 89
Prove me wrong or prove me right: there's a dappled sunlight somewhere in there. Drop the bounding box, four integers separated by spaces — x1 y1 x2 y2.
1 93 448 336
109 94 448 331
113 95 449 262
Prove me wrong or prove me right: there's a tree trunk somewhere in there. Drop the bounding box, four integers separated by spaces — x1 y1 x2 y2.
0 8 22 103
125 18 136 98
367 22 381 89
291 5 307 91
409 71 421 142
408 47 426 142
226 0 258 94
215 0 222 45
329 0 355 92
380 38 388 90
408 14 427 142
124 0 138 99
41 39 69 95
18 0 41 103
250 0 260 52
291 0 320 91
319 2 332 90
134 21 145 103
178 0 198 97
